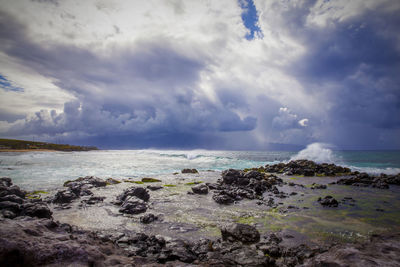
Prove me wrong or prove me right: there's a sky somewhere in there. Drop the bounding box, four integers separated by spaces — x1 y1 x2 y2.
0 0 399 150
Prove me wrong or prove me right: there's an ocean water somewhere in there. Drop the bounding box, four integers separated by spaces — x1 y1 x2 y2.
0 143 399 190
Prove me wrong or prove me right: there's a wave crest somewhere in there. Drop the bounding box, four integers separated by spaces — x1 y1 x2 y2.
291 143 336 163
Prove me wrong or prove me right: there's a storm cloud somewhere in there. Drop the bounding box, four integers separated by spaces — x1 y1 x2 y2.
0 0 399 149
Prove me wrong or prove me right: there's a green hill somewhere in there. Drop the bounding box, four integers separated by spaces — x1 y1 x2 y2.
0 138 98 151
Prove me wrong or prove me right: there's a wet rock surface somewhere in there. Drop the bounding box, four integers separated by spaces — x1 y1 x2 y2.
0 177 52 219
52 176 108 204
335 172 400 189
221 223 260 244
1 161 400 267
119 196 148 215
191 184 208 194
140 213 158 224
0 217 141 266
210 168 283 205
114 186 151 215
265 159 351 176
318 196 339 207
181 169 198 174
116 186 150 204
302 233 400 267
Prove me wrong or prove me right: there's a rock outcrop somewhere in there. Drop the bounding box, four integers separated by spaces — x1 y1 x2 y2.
115 187 150 215
0 177 52 219
53 176 108 204
335 172 400 189
265 160 351 176
210 169 283 205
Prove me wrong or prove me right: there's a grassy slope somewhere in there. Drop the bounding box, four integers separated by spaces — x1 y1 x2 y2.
0 138 98 151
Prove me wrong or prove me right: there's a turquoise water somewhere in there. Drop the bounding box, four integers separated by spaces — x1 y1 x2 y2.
0 143 399 190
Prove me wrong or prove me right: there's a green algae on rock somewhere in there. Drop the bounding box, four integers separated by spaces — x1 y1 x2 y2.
141 178 162 183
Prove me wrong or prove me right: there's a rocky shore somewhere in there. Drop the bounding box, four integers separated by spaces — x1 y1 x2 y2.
1 160 400 266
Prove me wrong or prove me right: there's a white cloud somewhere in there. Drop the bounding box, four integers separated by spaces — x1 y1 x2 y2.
298 118 308 127
0 0 398 149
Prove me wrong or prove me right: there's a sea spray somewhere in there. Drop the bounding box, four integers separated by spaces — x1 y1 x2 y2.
291 143 337 163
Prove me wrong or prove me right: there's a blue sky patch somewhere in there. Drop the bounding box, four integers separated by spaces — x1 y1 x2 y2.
0 74 23 92
239 0 263 40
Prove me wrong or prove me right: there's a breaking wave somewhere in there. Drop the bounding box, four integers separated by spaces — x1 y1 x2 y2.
291 143 337 163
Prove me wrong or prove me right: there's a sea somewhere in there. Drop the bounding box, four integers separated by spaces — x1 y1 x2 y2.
0 143 399 190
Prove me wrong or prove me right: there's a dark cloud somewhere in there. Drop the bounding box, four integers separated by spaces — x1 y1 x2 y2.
0 10 257 148
277 2 400 149
1 2 399 150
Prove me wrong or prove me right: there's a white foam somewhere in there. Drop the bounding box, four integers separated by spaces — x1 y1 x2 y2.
347 166 400 175
291 143 336 163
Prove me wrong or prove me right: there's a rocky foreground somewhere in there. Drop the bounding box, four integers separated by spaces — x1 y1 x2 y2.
1 160 400 266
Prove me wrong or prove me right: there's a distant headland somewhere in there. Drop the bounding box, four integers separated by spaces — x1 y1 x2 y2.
0 138 98 152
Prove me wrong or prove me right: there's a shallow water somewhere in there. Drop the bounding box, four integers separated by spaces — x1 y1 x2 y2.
1 149 399 190
50 171 400 246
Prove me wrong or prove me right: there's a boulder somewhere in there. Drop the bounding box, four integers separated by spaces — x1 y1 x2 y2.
119 197 147 214
212 192 235 205
52 190 78 204
0 194 24 204
21 203 52 219
0 184 26 198
181 169 198 174
0 177 12 187
117 187 150 203
221 169 242 184
140 213 158 224
0 201 21 214
191 184 208 195
221 223 260 244
318 196 339 207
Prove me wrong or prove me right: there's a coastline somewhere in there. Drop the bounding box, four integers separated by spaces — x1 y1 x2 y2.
0 149 58 152
1 160 399 266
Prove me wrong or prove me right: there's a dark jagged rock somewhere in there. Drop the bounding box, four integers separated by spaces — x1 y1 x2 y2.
181 169 198 174
140 213 158 224
318 196 339 207
116 186 150 204
191 184 209 194
119 196 147 214
162 239 197 263
0 183 26 198
212 168 282 205
0 201 21 214
222 169 243 184
212 192 235 204
0 217 141 266
52 189 78 204
53 176 108 204
0 178 52 220
336 172 400 189
0 177 12 187
265 159 351 176
302 233 400 267
21 202 52 219
221 223 260 244
64 176 107 188
0 194 24 204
